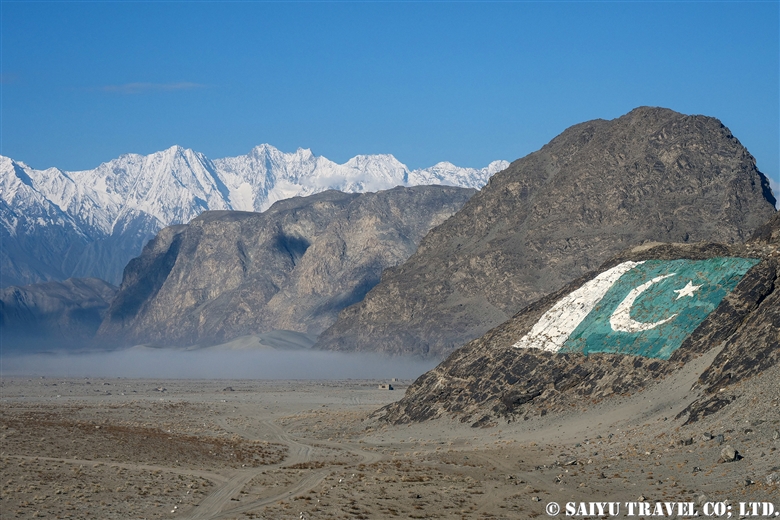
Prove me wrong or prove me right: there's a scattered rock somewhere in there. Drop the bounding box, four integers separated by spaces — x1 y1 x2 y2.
679 437 694 446
719 445 740 463
767 473 780 485
223 387 234 392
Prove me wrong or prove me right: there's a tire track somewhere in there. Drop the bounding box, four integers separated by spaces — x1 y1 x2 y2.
183 415 384 518
186 470 257 520
208 469 331 520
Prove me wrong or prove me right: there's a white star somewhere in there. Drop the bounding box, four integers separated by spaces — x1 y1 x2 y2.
673 281 702 300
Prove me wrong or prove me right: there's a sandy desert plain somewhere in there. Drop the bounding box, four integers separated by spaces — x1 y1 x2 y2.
1 348 779 520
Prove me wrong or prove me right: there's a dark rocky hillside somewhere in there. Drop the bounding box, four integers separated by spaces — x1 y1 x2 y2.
316 107 777 358
0 278 117 351
96 186 475 348
378 211 779 426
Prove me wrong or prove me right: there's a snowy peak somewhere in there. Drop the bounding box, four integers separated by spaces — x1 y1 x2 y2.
2 146 506 226
114 145 230 224
211 145 505 211
1 146 506 285
486 160 511 175
408 159 510 187
0 156 102 237
67 145 231 231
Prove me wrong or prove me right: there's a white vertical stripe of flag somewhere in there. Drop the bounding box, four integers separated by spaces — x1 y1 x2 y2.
512 261 644 352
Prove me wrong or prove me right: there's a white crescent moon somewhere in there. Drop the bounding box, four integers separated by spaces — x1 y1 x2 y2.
512 261 643 352
610 273 678 333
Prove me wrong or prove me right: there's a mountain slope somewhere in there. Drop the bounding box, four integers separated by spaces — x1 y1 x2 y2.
315 107 777 358
0 157 92 286
1 146 506 286
0 278 117 351
378 212 779 425
95 186 475 348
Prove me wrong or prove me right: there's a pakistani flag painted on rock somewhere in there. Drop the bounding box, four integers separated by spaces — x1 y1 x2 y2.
513 257 759 359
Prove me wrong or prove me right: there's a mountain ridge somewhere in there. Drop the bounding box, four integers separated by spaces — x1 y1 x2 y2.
315 107 778 359
1 146 507 287
94 186 476 348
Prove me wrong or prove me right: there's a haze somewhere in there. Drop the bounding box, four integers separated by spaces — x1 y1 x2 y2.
0 348 438 381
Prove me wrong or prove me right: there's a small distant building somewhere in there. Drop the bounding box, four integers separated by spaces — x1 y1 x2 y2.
378 383 394 390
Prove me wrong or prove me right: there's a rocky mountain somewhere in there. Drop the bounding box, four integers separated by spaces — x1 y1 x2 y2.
95 186 475 348
0 278 117 351
0 146 507 287
378 211 779 425
316 107 777 358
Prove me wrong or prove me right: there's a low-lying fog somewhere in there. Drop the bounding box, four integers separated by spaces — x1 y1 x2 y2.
0 348 439 380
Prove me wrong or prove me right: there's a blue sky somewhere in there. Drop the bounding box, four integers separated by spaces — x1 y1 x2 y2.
2 1 778 192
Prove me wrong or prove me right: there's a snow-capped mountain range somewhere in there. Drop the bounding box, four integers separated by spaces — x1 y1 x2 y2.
1 145 508 286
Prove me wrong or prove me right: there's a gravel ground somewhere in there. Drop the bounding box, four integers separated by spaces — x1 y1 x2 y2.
0 367 777 519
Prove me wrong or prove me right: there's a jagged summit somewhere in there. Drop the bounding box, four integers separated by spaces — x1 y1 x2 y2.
1 145 507 286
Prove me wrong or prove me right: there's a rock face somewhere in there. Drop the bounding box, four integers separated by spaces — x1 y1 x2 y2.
377 212 779 425
316 107 777 358
96 186 474 347
0 278 117 351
